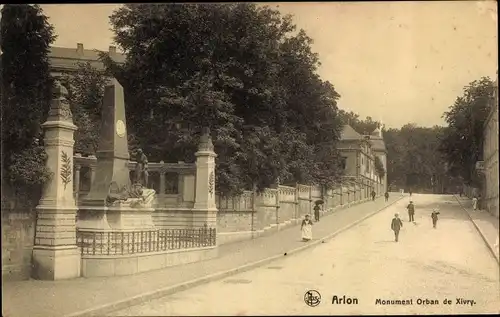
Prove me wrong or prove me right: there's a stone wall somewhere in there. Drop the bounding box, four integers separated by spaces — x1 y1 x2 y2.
482 89 499 217
1 210 36 281
216 181 378 245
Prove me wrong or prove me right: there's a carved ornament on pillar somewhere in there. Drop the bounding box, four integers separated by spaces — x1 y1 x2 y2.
48 80 73 123
208 171 215 196
60 151 73 190
198 127 214 151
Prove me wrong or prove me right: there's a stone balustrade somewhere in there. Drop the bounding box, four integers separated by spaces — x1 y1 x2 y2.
73 154 196 207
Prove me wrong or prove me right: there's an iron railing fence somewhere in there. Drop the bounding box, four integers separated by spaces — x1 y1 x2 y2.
77 227 216 256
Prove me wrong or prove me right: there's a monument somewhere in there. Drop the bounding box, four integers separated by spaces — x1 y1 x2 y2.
193 127 218 228
78 79 156 231
32 81 80 280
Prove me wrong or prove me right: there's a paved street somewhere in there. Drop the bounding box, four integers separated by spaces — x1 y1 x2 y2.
110 194 500 316
1 196 400 317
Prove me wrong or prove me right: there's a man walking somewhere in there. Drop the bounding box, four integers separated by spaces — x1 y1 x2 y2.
384 192 389 202
313 203 321 222
407 201 415 222
391 213 403 242
371 190 376 201
431 208 440 229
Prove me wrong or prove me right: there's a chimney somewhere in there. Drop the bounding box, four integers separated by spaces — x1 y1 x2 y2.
109 45 116 54
76 43 84 55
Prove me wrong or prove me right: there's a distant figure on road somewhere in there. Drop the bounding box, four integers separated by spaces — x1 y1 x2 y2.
384 192 389 202
313 203 321 222
391 213 403 242
431 209 440 229
371 190 376 201
472 196 478 211
301 214 313 242
400 189 404 196
407 201 415 222
409 190 412 197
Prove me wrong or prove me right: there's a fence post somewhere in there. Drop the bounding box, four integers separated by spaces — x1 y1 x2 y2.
159 161 166 196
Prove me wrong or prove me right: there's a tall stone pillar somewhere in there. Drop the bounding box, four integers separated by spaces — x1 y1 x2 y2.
33 81 80 280
193 128 218 229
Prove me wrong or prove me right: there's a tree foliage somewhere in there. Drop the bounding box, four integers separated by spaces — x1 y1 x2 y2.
336 109 380 135
439 77 494 186
1 4 56 204
374 156 385 178
63 62 108 155
100 3 344 195
385 124 453 192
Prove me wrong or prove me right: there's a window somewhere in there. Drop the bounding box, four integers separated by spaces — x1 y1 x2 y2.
341 157 347 170
164 172 179 194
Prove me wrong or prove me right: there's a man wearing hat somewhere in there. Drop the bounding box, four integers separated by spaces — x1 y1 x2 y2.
391 212 403 242
407 201 415 222
431 208 440 229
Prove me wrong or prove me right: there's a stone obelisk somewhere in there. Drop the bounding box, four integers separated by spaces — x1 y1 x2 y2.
81 78 130 206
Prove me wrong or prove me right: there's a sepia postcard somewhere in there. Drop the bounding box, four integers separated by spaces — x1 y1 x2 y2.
1 1 498 316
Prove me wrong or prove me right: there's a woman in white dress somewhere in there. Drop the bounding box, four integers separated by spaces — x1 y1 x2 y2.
301 214 313 242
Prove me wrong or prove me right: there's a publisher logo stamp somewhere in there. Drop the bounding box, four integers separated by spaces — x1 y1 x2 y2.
304 290 321 307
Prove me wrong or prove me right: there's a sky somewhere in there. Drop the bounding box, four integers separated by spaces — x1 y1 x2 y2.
38 1 498 129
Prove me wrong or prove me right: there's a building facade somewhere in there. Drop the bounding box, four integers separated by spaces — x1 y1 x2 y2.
48 43 125 78
365 126 388 194
481 74 499 217
338 125 385 197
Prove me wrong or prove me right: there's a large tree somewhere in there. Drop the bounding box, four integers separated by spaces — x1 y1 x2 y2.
439 77 494 186
99 3 343 195
1 4 56 204
62 62 108 155
337 109 380 135
385 124 452 193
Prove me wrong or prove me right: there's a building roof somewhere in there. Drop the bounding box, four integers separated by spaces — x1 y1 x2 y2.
340 124 363 140
48 43 126 73
368 138 387 152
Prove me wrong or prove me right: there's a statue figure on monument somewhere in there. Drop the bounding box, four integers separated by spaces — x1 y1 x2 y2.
133 148 149 187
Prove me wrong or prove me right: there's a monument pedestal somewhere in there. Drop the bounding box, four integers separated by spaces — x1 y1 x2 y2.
77 206 156 231
33 205 81 280
32 246 80 280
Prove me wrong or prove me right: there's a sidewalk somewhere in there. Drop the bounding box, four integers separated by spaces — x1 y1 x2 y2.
2 195 402 317
454 195 499 264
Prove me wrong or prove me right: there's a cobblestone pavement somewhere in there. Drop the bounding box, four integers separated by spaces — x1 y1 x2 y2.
110 194 500 316
2 196 399 317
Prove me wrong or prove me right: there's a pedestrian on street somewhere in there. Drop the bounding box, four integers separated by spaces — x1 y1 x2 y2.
301 214 313 242
384 192 389 202
431 209 440 229
407 201 415 222
472 196 478 211
409 189 412 197
371 190 376 201
313 203 321 222
391 212 403 242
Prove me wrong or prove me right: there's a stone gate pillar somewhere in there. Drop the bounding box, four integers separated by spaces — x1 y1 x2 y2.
32 81 80 280
193 128 218 229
